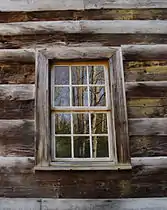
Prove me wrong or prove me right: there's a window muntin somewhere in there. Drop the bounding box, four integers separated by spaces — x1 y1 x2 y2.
51 62 114 161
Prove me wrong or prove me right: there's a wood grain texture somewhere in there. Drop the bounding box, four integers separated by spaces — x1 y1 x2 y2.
122 45 167 61
0 0 167 11
0 85 34 100
0 157 167 197
0 0 84 11
35 50 50 166
0 45 166 62
0 120 34 157
124 61 167 82
1 20 167 36
126 81 167 98
129 118 167 135
1 9 167 23
127 98 167 118
0 63 35 84
130 136 167 157
84 0 167 9
1 34 167 49
110 49 130 164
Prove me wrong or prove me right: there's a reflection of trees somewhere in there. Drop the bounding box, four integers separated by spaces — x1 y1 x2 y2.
55 65 108 158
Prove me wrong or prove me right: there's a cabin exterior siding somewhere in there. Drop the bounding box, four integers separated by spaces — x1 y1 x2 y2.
0 0 167 200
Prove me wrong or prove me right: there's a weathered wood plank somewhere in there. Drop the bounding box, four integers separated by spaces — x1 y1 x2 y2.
129 118 167 135
35 50 50 166
0 120 34 157
130 136 167 157
1 20 167 36
1 9 167 23
110 49 130 164
127 98 167 118
123 45 167 61
42 198 167 210
126 81 167 98
0 0 84 11
0 156 167 197
124 61 167 82
84 0 167 9
0 63 35 84
0 100 34 119
0 0 167 11
0 85 34 100
0 45 166 62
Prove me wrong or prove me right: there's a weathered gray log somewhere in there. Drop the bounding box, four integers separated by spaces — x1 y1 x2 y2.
84 0 167 9
1 20 167 36
126 81 167 98
122 45 167 60
0 0 84 11
0 85 34 100
0 0 167 11
129 118 167 135
0 45 166 62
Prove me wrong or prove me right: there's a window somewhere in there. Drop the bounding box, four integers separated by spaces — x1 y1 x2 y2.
35 47 131 170
51 62 114 161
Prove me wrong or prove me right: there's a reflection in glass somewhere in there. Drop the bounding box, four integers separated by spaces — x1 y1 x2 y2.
74 136 90 158
72 66 87 85
55 137 71 158
92 136 109 158
90 87 106 106
89 66 105 84
72 87 88 106
91 113 108 134
54 87 70 106
54 66 69 85
73 113 89 134
55 113 71 134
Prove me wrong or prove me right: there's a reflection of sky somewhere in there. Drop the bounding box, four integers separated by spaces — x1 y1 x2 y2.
55 66 69 85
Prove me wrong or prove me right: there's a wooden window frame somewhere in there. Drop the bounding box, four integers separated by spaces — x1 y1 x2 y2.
35 46 131 170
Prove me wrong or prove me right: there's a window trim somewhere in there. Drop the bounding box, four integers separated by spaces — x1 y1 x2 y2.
35 46 131 170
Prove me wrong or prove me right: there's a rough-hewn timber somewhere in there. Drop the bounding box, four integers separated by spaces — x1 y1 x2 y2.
1 20 167 36
0 0 167 11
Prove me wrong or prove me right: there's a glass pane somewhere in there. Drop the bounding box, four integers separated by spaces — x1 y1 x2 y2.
73 113 89 134
92 136 109 158
54 66 69 85
55 113 71 134
74 136 90 158
72 66 87 85
91 113 108 134
89 66 105 84
54 87 70 106
72 87 88 106
90 87 106 106
55 136 71 158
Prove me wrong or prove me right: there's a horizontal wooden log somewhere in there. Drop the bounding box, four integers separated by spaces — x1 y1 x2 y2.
0 120 34 156
130 136 167 157
84 0 167 9
0 63 35 84
122 45 167 60
0 45 167 62
129 118 167 135
0 156 167 197
124 61 167 82
127 98 167 118
0 100 34 119
1 9 167 23
0 0 167 11
1 20 167 36
0 0 84 11
0 85 34 100
126 81 167 98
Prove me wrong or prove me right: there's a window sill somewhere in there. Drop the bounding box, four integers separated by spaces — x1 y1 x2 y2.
34 162 132 171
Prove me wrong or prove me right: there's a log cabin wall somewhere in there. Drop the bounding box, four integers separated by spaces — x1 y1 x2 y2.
1 0 167 198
